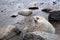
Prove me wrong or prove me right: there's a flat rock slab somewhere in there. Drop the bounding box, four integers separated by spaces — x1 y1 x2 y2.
23 31 60 40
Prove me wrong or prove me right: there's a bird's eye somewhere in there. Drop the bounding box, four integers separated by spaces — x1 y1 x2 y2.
36 17 39 20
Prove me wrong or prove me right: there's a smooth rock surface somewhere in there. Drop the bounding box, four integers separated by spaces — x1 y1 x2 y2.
18 9 32 16
28 5 39 10
11 14 18 18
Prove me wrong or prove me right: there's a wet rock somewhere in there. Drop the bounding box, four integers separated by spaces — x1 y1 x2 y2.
23 32 45 40
48 10 60 22
11 14 18 18
0 25 21 40
42 8 52 13
28 5 39 10
18 9 32 16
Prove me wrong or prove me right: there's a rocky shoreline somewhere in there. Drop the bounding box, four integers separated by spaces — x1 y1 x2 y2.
0 0 60 40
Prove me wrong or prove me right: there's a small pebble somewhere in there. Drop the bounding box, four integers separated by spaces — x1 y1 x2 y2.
53 2 56 5
42 8 52 13
1 10 3 12
18 6 20 8
28 5 39 10
11 14 18 18
40 3 44 5
18 9 32 16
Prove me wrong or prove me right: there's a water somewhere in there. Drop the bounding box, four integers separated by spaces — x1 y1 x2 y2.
0 0 60 27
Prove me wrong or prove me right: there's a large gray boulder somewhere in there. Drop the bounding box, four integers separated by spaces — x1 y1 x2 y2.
22 16 55 34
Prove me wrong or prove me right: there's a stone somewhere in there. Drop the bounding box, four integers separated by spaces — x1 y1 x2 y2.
14 15 55 40
23 16 55 34
0 25 21 40
53 1 56 5
40 3 44 5
23 31 60 40
28 5 39 10
18 9 32 16
48 10 60 22
1 10 3 12
23 32 45 40
11 14 18 18
42 8 52 13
